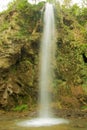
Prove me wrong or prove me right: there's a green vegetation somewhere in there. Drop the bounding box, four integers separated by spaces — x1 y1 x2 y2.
0 0 87 110
82 105 87 111
13 104 28 111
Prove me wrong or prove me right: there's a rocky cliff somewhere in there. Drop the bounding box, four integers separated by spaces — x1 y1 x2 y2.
0 1 87 110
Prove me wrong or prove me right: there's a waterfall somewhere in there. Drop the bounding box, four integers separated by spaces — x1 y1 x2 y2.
18 3 68 127
39 3 56 118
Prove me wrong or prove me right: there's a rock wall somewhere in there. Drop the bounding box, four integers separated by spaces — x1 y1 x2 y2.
0 1 87 110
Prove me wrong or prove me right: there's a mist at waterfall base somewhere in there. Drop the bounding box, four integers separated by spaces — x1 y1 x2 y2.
17 3 68 127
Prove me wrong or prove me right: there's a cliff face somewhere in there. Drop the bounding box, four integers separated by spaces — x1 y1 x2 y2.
0 1 87 110
0 1 44 110
53 6 87 109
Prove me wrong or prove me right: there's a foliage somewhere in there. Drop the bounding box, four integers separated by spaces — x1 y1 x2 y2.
12 104 28 111
0 21 9 32
63 0 72 8
69 4 81 17
76 7 87 26
82 105 87 111
8 0 28 11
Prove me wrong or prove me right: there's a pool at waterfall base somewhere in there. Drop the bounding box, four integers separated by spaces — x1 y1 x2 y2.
17 117 69 127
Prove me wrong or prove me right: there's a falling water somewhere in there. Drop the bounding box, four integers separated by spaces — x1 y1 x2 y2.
39 3 56 118
17 3 69 127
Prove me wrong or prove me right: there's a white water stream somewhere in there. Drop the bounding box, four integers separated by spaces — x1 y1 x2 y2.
39 2 56 118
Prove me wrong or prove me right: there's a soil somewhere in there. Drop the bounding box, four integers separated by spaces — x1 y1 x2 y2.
0 108 87 120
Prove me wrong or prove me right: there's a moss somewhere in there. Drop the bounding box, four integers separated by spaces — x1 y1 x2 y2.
0 21 9 32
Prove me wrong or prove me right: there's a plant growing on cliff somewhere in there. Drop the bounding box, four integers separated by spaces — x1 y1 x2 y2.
13 104 28 111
